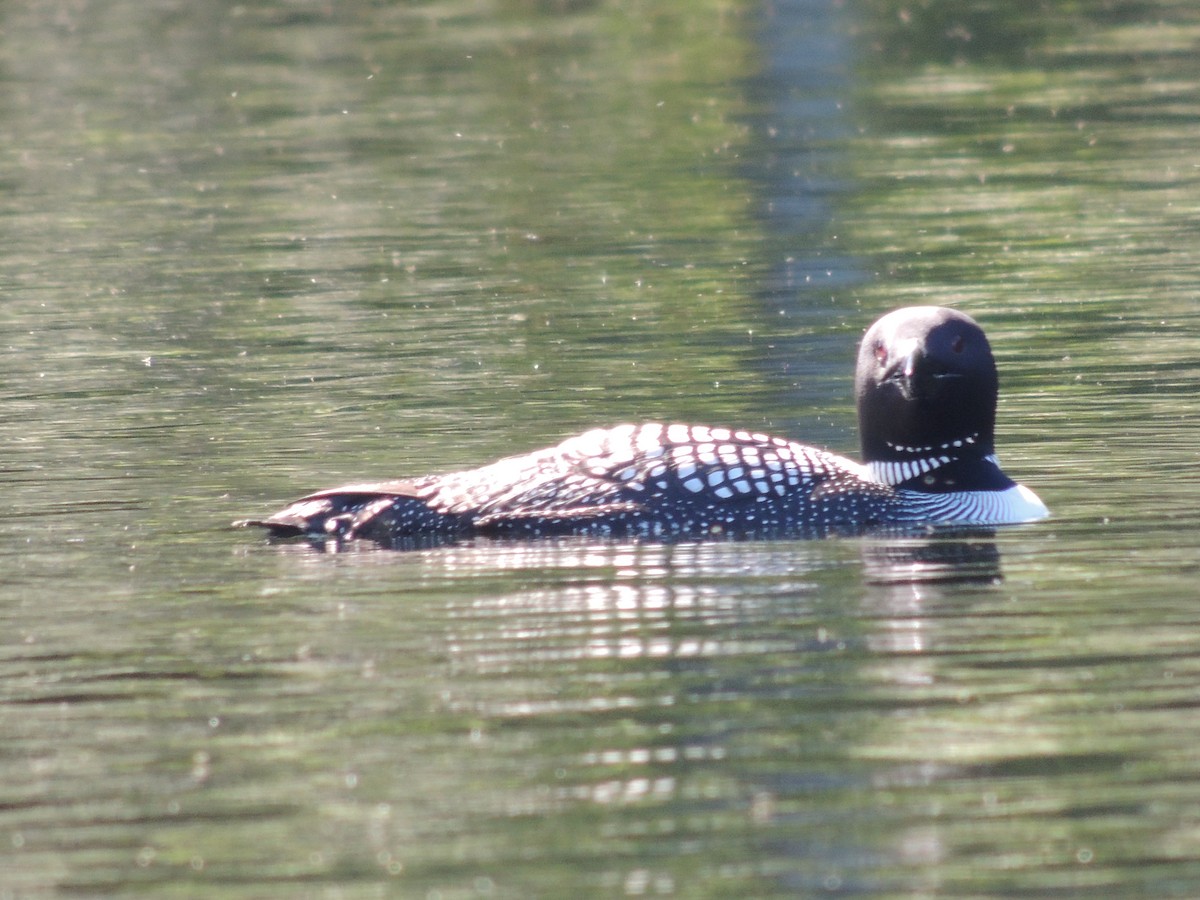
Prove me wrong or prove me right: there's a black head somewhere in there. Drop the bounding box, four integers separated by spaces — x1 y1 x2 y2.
855 306 999 465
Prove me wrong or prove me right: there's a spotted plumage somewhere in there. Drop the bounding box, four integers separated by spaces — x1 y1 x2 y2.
238 306 1048 547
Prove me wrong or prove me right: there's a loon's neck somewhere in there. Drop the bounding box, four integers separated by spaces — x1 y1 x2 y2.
867 450 1014 493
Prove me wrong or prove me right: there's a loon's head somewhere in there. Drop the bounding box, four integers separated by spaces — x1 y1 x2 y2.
855 306 999 467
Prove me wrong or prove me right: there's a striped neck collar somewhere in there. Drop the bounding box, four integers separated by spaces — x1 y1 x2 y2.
865 433 989 488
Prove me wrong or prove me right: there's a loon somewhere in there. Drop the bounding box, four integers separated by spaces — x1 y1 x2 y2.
239 306 1048 546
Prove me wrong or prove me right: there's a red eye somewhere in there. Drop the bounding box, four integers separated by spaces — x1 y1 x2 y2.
874 342 887 364
951 335 965 353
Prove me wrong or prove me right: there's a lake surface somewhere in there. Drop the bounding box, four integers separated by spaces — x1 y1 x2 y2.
4 0 1200 896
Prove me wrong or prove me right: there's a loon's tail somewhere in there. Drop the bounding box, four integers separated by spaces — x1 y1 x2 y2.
235 480 468 542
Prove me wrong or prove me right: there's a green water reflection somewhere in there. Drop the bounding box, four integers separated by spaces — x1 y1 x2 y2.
4 0 1200 896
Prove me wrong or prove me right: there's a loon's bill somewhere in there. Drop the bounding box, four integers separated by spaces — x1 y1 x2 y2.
238 306 1048 547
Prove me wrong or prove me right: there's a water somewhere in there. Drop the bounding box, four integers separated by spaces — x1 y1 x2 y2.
3 0 1200 896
